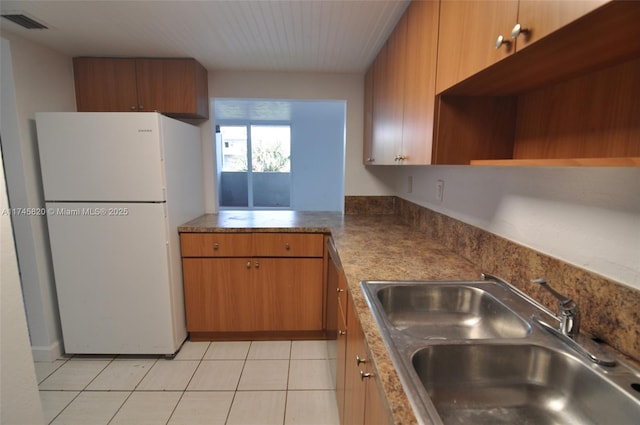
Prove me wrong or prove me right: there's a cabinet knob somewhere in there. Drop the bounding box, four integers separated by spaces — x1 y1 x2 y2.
129 105 136 111
213 243 219 250
284 243 290 250
138 105 144 110
356 355 367 366
511 23 530 40
360 370 373 381
254 261 260 269
394 155 408 162
495 34 512 50
338 330 346 336
246 261 252 269
336 288 344 293
366 157 375 163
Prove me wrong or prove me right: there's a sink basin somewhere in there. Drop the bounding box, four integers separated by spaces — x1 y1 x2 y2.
361 278 640 425
376 284 530 339
413 344 640 425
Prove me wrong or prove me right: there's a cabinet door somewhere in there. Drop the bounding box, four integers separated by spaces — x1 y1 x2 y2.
182 258 256 332
343 292 366 425
135 58 208 118
363 65 375 165
336 300 348 423
401 0 439 165
371 43 392 165
372 14 408 165
385 12 407 163
436 0 518 93
73 58 138 112
256 258 324 331
516 0 608 50
363 367 390 425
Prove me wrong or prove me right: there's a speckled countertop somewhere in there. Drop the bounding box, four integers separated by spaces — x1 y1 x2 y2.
179 211 481 425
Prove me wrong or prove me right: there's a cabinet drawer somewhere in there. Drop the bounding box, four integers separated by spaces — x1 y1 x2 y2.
180 233 253 257
253 233 324 257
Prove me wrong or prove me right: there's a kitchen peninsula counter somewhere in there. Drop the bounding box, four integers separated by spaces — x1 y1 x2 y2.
179 211 480 425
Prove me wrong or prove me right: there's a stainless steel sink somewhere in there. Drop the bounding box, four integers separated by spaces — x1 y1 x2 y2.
376 284 530 339
413 344 640 425
361 276 640 425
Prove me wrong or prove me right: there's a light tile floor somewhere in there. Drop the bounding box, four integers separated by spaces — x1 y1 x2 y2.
37 340 339 425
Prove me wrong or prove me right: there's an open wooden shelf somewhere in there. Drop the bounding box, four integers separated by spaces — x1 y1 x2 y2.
470 157 640 167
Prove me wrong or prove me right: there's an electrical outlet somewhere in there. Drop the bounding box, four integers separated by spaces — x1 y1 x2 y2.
436 179 444 202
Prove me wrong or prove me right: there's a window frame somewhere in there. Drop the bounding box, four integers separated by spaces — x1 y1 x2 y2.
217 120 293 210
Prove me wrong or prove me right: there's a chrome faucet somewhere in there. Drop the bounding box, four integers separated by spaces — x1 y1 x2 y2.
531 278 615 366
532 278 580 339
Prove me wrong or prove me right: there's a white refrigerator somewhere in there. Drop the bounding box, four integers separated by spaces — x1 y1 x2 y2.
35 112 204 356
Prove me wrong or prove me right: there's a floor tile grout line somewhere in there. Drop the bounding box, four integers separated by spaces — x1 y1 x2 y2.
36 358 69 385
39 340 336 424
182 355 206 392
145 341 210 425
103 390 134 425
81 357 114 391
164 388 188 425
222 340 252 425
131 356 160 392
45 390 82 425
282 341 293 425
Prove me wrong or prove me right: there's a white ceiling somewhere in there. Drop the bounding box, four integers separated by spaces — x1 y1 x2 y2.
0 0 410 73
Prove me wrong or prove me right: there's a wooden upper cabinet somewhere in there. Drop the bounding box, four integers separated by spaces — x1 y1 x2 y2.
363 65 374 165
73 57 209 120
384 12 408 164
134 58 208 119
368 1 439 165
402 0 440 165
436 0 611 93
371 41 393 165
371 13 408 165
436 0 518 93
73 58 138 112
515 1 608 50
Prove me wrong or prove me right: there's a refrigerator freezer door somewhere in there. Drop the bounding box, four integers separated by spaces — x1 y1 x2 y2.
36 112 166 202
46 202 182 354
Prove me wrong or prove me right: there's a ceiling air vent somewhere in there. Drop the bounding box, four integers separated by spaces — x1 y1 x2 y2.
1 13 48 29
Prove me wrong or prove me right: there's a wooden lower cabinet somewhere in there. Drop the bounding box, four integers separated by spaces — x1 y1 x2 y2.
364 371 391 425
337 290 391 425
183 258 255 332
182 257 324 333
336 303 348 422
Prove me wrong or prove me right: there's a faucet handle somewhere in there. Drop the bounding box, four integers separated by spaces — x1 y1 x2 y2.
532 278 573 306
532 278 580 339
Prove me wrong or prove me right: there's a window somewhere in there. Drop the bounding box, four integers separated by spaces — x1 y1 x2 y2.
214 98 346 212
218 124 291 208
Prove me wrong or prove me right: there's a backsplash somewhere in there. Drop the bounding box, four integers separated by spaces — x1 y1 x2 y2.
344 195 396 215
345 196 640 360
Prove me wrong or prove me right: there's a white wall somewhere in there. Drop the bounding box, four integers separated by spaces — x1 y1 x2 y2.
205 70 391 212
1 37 45 425
0 31 76 360
203 69 640 291
290 100 345 211
385 165 640 290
